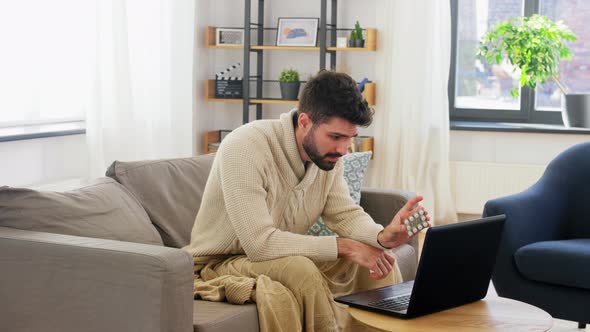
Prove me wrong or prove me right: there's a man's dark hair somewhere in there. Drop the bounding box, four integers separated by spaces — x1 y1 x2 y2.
298 70 374 127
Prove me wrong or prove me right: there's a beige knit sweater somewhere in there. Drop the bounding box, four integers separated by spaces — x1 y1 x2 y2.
184 110 384 262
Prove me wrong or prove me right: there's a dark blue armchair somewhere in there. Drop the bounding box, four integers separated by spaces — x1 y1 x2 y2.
484 141 590 329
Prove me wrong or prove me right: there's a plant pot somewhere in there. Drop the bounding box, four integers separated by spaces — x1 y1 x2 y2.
279 81 301 100
348 39 365 48
562 94 590 128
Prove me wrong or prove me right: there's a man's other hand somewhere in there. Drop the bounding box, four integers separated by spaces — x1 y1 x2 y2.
337 238 395 280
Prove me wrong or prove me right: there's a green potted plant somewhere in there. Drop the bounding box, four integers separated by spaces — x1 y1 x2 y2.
348 21 365 48
477 15 583 126
279 68 300 100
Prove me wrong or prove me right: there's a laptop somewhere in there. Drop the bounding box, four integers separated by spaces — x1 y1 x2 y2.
335 215 506 319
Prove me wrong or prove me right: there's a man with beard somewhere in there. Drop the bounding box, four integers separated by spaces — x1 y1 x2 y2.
185 70 429 332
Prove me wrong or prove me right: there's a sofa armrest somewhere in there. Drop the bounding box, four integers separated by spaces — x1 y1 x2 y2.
0 226 194 332
360 187 414 227
360 187 418 281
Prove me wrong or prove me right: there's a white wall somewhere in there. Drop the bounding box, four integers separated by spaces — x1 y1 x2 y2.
450 130 588 165
450 130 588 214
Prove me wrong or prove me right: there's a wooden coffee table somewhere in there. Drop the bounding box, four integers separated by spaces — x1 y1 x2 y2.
349 296 553 331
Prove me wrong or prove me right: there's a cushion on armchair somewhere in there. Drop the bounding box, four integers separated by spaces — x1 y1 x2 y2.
307 151 372 236
106 153 215 248
0 178 163 245
515 239 590 290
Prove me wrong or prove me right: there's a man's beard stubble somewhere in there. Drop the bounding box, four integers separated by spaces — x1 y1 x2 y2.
302 127 342 171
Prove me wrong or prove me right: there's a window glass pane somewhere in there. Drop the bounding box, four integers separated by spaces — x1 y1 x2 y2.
536 0 590 111
0 1 93 127
455 0 523 110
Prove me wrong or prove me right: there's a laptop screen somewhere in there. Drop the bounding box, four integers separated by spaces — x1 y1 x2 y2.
407 215 506 316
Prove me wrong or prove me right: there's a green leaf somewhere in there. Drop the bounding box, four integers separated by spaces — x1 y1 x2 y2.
279 68 300 82
476 14 576 93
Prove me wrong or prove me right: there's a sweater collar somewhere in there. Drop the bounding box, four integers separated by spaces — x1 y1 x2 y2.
280 109 318 185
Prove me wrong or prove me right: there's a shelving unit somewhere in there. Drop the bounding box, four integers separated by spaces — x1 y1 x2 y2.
205 0 378 124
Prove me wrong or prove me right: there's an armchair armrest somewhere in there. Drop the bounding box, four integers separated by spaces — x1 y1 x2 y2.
360 187 418 281
484 182 568 297
484 183 569 252
0 226 194 332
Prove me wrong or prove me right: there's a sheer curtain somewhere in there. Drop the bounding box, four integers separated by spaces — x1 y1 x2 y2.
0 0 92 127
368 1 457 224
87 0 195 178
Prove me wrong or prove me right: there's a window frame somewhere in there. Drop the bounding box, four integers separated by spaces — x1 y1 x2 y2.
448 0 564 125
0 117 86 130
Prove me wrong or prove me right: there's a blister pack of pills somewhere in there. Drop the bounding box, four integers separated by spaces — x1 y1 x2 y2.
403 209 429 237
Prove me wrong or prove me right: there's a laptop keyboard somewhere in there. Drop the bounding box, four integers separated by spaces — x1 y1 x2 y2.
369 294 411 312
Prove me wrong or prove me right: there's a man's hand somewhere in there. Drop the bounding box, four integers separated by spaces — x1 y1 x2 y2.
337 238 396 280
377 195 431 249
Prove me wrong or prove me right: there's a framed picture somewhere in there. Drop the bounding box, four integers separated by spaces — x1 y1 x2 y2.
216 28 244 46
276 17 319 47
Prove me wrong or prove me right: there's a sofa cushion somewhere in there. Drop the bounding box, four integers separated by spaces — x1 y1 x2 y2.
390 243 417 283
0 178 163 245
341 151 373 205
107 154 216 248
193 300 259 332
307 151 373 236
515 239 590 290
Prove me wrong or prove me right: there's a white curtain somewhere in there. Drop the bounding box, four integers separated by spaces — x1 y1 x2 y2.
87 0 195 178
0 0 93 127
368 1 457 224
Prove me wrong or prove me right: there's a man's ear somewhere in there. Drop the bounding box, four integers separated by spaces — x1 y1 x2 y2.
298 112 312 130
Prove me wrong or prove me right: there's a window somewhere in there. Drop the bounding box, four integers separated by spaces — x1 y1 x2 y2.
0 1 94 129
449 0 589 124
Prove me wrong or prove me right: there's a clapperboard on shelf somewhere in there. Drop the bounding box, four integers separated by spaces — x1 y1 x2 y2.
215 62 243 99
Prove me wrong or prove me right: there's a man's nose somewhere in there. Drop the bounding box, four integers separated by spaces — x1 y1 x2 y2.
336 140 349 156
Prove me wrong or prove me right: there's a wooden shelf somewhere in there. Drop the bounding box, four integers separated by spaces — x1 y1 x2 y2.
205 80 375 106
205 80 299 105
206 26 377 52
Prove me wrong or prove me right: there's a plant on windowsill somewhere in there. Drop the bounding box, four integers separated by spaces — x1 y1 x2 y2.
279 68 300 100
348 21 365 48
477 15 586 127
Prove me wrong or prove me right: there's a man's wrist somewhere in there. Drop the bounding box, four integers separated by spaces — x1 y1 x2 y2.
377 230 392 249
336 237 352 258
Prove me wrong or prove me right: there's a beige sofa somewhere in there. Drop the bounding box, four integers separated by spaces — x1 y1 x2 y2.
0 153 418 332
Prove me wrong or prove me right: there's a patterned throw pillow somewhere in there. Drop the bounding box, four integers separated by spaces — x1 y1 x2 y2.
307 151 373 236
